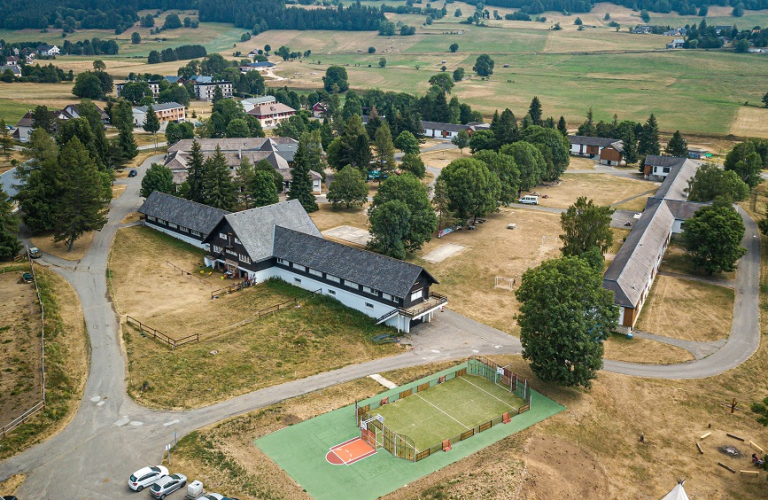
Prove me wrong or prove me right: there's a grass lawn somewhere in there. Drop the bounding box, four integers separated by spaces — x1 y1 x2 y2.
0 266 88 460
309 203 371 232
603 333 694 364
660 240 737 281
29 231 95 261
635 274 734 342
112 226 401 409
535 173 653 209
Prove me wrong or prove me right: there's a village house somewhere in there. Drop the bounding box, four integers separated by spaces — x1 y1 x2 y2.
247 102 296 128
12 107 78 142
239 61 276 73
116 80 161 99
643 155 686 181
5 56 19 66
194 77 233 101
666 38 685 49
603 159 705 328
138 191 230 249
0 65 21 77
35 44 60 56
62 103 110 124
132 102 186 127
241 95 277 113
165 138 321 193
312 102 328 118
568 135 624 165
420 121 468 140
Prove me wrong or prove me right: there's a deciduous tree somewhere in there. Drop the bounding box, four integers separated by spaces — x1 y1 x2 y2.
400 153 426 178
369 173 436 252
473 54 494 76
440 158 501 221
559 197 614 257
683 202 746 275
724 142 763 188
516 256 617 388
394 130 420 155
368 200 411 259
140 163 175 198
687 163 749 203
328 165 368 208
473 150 520 205
451 129 470 151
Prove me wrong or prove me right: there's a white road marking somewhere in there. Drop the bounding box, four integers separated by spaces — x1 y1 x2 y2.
97 401 105 406
472 349 479 353
90 396 101 402
430 349 440 353
368 374 397 389
129 421 143 427
114 416 130 427
163 419 180 427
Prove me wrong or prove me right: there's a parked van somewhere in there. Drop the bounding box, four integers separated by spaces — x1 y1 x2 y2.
518 195 539 205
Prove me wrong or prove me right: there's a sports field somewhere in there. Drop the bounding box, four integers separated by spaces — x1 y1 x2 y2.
255 363 565 500
374 374 525 451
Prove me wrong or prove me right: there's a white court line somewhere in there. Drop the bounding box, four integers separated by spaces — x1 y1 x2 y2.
415 394 471 430
458 376 517 410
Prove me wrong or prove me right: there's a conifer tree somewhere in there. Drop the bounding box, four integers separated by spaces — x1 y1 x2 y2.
528 96 543 126
142 104 161 151
638 114 660 157
251 170 279 207
287 133 320 212
184 140 207 203
373 122 397 179
0 184 21 260
665 130 688 157
235 156 256 208
202 145 237 211
557 116 568 137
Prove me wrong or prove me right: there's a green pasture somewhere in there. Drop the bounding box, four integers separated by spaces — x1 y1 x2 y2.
256 362 565 500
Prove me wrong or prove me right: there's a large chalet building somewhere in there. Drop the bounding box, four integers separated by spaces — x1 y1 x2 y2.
138 194 446 332
568 136 624 165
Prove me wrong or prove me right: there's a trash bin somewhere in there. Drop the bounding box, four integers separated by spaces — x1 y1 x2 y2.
626 332 634 340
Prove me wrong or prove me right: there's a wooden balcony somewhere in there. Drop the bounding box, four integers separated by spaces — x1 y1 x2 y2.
402 292 448 318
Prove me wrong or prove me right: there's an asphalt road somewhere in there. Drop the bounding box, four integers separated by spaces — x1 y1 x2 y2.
0 166 19 198
0 150 761 498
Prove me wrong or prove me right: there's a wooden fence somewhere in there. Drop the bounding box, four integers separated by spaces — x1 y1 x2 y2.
1 248 46 439
125 316 199 349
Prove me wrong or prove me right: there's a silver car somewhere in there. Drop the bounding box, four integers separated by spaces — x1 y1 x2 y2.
149 473 187 499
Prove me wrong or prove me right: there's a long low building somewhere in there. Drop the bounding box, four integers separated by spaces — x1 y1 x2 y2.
137 195 447 332
603 159 704 328
568 135 624 165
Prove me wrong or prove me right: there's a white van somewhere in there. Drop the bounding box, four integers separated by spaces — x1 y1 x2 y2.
518 195 539 205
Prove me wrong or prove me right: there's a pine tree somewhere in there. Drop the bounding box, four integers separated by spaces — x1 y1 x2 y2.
184 140 207 203
112 99 138 162
528 96 543 126
212 85 224 104
202 146 237 211
54 138 109 251
235 156 256 208
665 130 688 157
0 119 14 165
373 122 396 180
16 129 63 232
142 105 161 151
288 133 320 212
250 169 279 207
0 184 21 260
350 133 372 171
557 116 568 137
490 108 518 148
577 107 596 136
255 159 284 194
638 114 660 157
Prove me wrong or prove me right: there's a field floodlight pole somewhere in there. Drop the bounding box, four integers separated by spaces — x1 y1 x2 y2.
166 444 171 465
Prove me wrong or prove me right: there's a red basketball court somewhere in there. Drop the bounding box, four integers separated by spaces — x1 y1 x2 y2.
325 437 376 465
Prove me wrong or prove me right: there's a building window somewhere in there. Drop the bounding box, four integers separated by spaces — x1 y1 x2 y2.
345 280 360 289
168 222 178 229
277 258 289 265
363 286 374 294
294 277 301 283
235 237 240 244
219 232 227 239
309 268 322 277
328 289 336 295
382 293 393 301
365 302 374 309
147 216 156 221
662 167 671 174
293 264 306 271
191 230 201 237
326 275 340 283
179 226 189 233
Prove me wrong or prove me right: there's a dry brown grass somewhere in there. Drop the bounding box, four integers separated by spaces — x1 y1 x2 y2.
566 156 596 171
133 132 167 148
729 106 768 139
613 194 652 211
309 203 370 232
603 334 694 364
0 474 25 496
535 173 653 210
113 226 400 409
29 231 94 261
412 207 563 334
0 82 107 113
112 185 127 199
636 275 733 342
420 146 472 169
129 150 162 168
0 265 42 428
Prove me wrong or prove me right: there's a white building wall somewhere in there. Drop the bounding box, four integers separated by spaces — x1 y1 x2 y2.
145 222 209 250
671 219 684 234
569 144 582 155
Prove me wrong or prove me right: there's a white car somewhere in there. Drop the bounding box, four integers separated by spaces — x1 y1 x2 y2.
128 465 168 491
149 473 187 499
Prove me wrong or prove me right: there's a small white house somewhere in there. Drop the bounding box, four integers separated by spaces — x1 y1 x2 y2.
420 120 468 140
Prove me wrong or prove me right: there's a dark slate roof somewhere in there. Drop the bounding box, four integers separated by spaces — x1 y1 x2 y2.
648 198 708 221
272 226 437 299
420 121 468 133
138 192 229 236
134 102 184 113
644 155 687 168
568 135 621 147
603 201 674 308
207 200 322 262
650 158 698 201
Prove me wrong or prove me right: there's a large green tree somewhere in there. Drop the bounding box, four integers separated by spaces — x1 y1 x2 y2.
724 142 763 188
327 165 368 209
472 150 520 205
683 203 746 275
0 184 21 260
400 153 426 178
323 66 349 92
500 141 545 191
255 159 284 194
368 199 411 259
523 126 570 181
142 105 161 151
516 256 618 388
202 146 237 211
451 129 470 151
473 54 494 76
490 108 518 148
251 170 280 207
54 138 110 251
559 197 614 257
394 130 420 155
140 163 175 198
687 163 750 203
665 130 688 157
235 156 256 208
638 113 660 157
528 96 543 126
368 173 436 253
15 129 62 232
440 158 501 221
287 132 320 212
373 122 397 178
183 140 207 204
